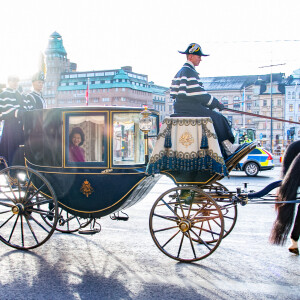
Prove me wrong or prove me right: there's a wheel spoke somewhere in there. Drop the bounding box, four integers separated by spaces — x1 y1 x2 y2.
26 198 53 207
154 225 178 233
153 213 179 222
23 183 46 205
23 173 33 202
190 229 212 250
0 209 12 214
21 215 24 247
27 208 55 218
162 230 180 248
8 214 19 243
24 215 39 244
0 190 17 204
187 231 197 259
177 233 185 258
160 198 181 220
26 213 50 234
0 201 14 208
0 214 15 229
193 225 222 236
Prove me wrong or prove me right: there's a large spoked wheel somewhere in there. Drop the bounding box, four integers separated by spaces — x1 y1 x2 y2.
43 207 91 233
201 182 238 240
0 166 58 249
149 186 224 262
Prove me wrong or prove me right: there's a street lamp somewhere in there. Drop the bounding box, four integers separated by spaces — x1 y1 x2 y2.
259 63 285 153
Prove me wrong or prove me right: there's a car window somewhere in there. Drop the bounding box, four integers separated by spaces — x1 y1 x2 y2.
249 148 261 155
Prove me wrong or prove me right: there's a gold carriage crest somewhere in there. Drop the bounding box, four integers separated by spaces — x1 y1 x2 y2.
179 131 194 147
80 179 94 197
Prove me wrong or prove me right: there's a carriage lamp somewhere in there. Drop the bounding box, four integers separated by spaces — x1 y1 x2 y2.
139 106 152 164
139 106 152 132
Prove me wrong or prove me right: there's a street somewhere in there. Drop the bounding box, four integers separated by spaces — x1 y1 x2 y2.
0 166 299 300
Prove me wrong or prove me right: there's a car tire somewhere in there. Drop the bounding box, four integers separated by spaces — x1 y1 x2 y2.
244 162 259 176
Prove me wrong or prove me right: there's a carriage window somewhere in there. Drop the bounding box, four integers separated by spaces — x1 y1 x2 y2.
68 115 106 164
113 113 145 165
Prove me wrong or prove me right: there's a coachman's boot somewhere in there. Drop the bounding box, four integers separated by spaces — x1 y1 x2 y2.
222 140 241 156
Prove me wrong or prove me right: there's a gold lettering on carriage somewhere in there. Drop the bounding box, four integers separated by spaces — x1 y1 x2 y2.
80 180 94 197
179 131 194 147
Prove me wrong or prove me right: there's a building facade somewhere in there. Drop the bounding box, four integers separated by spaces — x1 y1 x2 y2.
42 32 164 112
284 69 300 142
201 74 286 150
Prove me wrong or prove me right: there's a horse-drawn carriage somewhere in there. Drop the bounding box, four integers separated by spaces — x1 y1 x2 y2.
0 106 269 262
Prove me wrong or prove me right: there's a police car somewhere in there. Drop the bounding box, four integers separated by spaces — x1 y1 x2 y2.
236 147 275 176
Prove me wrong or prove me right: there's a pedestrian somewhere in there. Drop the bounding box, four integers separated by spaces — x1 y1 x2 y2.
170 42 243 158
0 76 26 166
25 71 46 109
269 140 300 255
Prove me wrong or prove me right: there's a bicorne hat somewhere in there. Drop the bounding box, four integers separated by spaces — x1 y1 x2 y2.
32 71 45 82
178 43 209 56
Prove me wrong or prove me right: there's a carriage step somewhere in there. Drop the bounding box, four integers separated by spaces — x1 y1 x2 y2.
110 212 129 221
78 228 101 235
112 216 129 221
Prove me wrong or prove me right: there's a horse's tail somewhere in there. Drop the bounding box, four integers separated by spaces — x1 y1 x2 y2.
269 152 300 245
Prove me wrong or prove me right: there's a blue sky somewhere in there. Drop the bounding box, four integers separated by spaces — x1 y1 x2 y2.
1 0 299 86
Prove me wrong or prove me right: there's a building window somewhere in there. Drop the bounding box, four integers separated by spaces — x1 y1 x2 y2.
68 99 72 103
122 88 125 91
105 80 110 84
221 96 228 107
116 88 118 91
263 100 267 106
233 96 240 109
103 98 110 102
292 92 295 99
277 99 281 106
288 92 291 99
93 98 99 103
289 104 294 112
298 104 300 112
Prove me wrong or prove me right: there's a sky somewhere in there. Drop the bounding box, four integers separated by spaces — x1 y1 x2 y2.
0 0 300 87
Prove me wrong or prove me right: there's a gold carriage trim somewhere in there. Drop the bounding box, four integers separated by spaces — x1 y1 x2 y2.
179 131 194 147
80 179 94 197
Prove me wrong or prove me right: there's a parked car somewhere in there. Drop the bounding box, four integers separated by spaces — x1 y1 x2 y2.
236 147 275 176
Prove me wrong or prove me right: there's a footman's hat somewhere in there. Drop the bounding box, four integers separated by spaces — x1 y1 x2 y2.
178 43 209 56
32 71 45 82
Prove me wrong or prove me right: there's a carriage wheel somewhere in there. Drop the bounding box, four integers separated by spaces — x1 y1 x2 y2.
42 207 91 233
0 166 58 249
149 186 224 262
201 182 238 241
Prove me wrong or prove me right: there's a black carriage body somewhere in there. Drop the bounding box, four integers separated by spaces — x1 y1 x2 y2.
23 106 158 218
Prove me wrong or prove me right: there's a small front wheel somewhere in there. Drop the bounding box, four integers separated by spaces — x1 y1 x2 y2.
244 162 259 176
149 187 224 262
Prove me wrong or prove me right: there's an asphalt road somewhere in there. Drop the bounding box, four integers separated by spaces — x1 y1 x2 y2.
0 167 299 300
